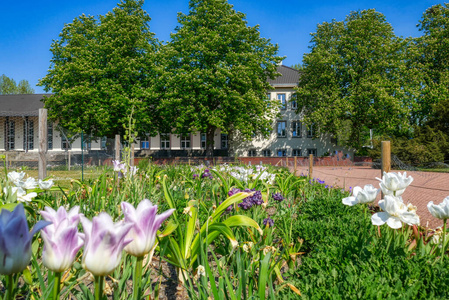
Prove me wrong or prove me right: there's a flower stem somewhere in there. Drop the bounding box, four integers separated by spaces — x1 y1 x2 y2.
442 219 447 260
133 256 144 300
94 275 104 300
6 274 13 300
53 272 62 300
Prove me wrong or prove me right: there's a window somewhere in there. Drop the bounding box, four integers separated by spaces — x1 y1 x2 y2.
48 122 53 150
61 134 71 150
277 93 286 110
181 133 191 149
292 149 302 156
221 133 228 149
141 136 149 149
5 118 15 150
307 124 314 138
307 148 317 156
262 149 271 157
291 94 298 110
277 121 286 138
101 136 107 150
82 136 91 151
266 93 271 108
277 149 287 157
291 121 302 138
160 133 170 149
201 133 207 149
23 118 34 151
248 149 257 157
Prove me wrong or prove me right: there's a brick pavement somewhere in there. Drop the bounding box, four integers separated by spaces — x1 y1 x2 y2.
291 165 449 229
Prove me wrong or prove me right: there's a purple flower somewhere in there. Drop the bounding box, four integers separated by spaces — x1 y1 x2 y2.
193 174 199 179
121 200 174 257
80 213 133 276
0 204 50 275
228 188 241 197
272 193 284 202
263 218 274 228
40 206 84 272
202 169 213 179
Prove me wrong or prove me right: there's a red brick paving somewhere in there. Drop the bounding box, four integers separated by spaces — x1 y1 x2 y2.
291 165 449 229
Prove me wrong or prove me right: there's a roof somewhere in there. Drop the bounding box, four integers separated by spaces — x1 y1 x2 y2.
0 94 49 116
267 65 300 88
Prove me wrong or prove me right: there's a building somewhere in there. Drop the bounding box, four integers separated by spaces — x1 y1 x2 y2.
233 65 352 158
0 66 352 160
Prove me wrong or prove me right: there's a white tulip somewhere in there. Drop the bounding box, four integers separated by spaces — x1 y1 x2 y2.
376 172 413 196
371 195 420 229
428 196 449 220
342 184 379 206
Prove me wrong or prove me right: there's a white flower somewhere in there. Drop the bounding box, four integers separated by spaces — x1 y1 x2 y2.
39 179 54 190
17 189 37 202
371 195 420 229
197 265 206 277
376 172 413 196
342 184 379 206
3 186 20 197
428 196 449 220
18 177 37 190
7 171 26 186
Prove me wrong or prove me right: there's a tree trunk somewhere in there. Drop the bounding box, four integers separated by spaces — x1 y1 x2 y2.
206 125 216 158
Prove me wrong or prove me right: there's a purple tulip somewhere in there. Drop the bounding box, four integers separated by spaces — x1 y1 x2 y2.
40 206 84 272
80 213 133 276
0 204 50 275
121 200 174 257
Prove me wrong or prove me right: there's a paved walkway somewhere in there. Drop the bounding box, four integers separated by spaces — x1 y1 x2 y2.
291 166 449 229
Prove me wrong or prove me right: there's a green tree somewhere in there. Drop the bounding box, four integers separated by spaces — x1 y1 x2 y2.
296 9 420 150
158 0 282 156
39 0 160 138
417 4 449 139
0 74 34 94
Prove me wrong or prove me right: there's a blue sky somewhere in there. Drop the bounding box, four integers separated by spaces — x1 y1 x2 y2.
0 0 440 93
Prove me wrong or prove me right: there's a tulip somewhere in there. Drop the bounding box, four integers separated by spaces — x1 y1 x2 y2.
40 206 84 299
121 200 174 300
342 184 379 206
7 171 25 186
0 204 50 275
40 206 84 272
121 200 174 257
80 213 132 276
371 195 420 229
427 196 449 258
17 189 37 203
376 171 413 196
38 179 54 190
81 213 133 300
18 177 37 190
428 197 449 220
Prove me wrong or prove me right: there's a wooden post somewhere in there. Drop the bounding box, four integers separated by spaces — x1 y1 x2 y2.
38 109 48 180
381 141 391 197
286 156 289 167
115 135 121 162
130 143 135 166
309 154 314 179
67 150 71 171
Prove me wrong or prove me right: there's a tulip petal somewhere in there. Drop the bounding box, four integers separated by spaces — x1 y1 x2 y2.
371 212 389 226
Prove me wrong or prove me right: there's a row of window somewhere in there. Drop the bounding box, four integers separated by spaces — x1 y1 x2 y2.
276 121 314 138
140 133 229 150
267 93 297 110
248 148 317 157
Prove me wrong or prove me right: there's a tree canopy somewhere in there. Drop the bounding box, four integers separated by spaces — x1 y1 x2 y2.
39 0 160 138
296 9 420 150
417 4 449 135
157 0 283 156
0 74 34 94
